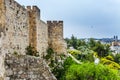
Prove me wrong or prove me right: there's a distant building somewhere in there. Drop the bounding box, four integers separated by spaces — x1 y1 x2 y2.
110 46 120 53
110 36 120 54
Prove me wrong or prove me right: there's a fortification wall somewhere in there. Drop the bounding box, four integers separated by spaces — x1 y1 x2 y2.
47 21 67 54
5 54 57 80
37 20 48 57
3 0 29 55
0 0 66 79
0 0 67 56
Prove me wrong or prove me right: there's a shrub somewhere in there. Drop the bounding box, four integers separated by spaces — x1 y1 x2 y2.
113 53 120 64
44 48 54 60
13 51 18 55
68 49 81 55
55 57 76 80
101 58 120 70
25 45 39 57
68 49 81 60
65 63 120 80
105 55 114 61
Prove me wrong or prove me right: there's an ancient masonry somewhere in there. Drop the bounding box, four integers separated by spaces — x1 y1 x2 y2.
0 0 67 79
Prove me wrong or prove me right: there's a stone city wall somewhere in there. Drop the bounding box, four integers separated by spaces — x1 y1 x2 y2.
0 0 67 56
0 0 67 79
37 20 48 57
4 0 29 55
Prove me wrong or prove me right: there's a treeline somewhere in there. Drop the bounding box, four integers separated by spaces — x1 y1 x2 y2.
65 35 110 57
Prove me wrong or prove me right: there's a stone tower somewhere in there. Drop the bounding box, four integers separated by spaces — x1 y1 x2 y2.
47 21 67 54
0 0 5 35
27 6 40 50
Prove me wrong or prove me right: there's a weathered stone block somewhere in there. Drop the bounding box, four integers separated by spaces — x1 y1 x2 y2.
5 54 56 80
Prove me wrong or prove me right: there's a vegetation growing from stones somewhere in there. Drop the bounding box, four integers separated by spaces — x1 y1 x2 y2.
13 51 18 55
25 45 39 57
44 48 68 80
44 48 54 60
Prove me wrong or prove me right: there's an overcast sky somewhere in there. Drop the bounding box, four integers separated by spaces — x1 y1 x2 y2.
15 0 120 38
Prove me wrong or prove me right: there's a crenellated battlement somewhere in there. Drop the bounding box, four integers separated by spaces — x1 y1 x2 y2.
47 20 63 24
26 6 31 11
47 20 63 38
27 6 40 19
33 6 40 12
26 6 40 12
47 20 63 26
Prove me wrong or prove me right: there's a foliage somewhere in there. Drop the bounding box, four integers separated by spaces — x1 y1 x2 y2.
55 57 76 80
70 35 78 49
113 53 120 64
65 63 120 80
68 49 81 60
68 49 81 55
13 51 18 55
54 35 120 80
65 36 111 58
105 55 114 61
88 38 96 48
83 52 94 62
44 48 54 60
79 50 94 62
44 48 55 70
88 38 110 57
65 35 86 49
43 48 71 80
101 56 120 70
25 45 39 57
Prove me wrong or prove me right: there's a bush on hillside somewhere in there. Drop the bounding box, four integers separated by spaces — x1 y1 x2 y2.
101 57 120 70
65 63 120 80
